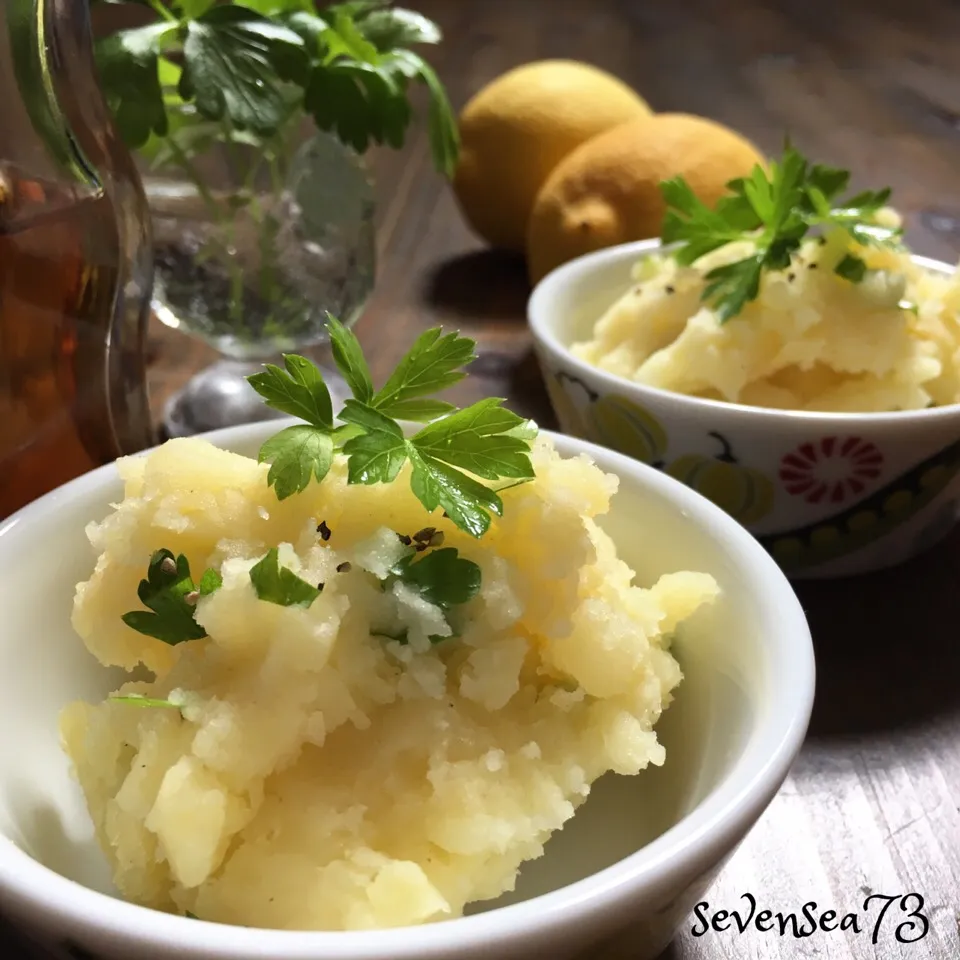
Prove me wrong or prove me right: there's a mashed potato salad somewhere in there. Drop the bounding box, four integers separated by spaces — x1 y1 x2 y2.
572 146 960 413
61 321 719 930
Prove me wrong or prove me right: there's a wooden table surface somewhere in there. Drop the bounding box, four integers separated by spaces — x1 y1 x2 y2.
10 0 960 957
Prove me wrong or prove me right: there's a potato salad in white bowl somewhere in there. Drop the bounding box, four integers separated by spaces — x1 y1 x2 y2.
0 320 813 960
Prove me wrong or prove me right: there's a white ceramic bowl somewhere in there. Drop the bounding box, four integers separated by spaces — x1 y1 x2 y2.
0 422 814 960
528 239 960 579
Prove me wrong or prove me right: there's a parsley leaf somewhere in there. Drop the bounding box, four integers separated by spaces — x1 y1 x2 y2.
249 548 321 607
121 549 221 645
326 315 374 403
248 355 337 499
660 142 904 322
370 327 475 416
93 23 178 148
179 6 308 135
391 547 481 609
378 544 482 645
835 254 867 282
257 425 334 500
247 354 334 427
198 568 223 595
358 7 441 49
340 401 408 483
412 397 536 481
406 446 504 538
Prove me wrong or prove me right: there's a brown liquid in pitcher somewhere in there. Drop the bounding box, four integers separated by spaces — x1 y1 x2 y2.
0 165 124 520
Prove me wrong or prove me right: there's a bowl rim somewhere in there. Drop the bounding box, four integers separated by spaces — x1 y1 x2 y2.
527 237 960 425
0 422 815 958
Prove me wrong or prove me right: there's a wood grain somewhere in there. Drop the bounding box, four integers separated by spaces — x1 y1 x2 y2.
12 0 960 957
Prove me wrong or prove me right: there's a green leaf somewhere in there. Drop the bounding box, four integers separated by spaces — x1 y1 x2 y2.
180 6 308 135
407 447 503 538
121 549 211 645
702 256 765 324
372 327 476 415
843 187 891 211
257 425 334 499
412 397 535 481
339 400 408 483
109 694 183 710
845 221 902 248
321 11 383 63
358 7 442 49
660 177 747 263
304 58 410 153
381 398 456 422
283 10 328 49
199 568 223 595
248 354 334 427
94 23 178 148
806 163 850 203
326 316 374 403
835 254 867 282
249 547 321 607
174 0 216 18
391 547 481 608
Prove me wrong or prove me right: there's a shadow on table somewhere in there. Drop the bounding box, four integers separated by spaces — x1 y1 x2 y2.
422 249 530 321
794 526 960 739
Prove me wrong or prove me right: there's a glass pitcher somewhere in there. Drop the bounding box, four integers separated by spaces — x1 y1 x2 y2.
0 0 156 520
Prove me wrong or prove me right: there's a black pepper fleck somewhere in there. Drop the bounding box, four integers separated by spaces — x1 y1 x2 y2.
336 561 352 573
808 263 818 269
316 582 325 593
317 521 331 541
397 533 412 546
665 285 675 294
413 527 437 543
788 272 796 282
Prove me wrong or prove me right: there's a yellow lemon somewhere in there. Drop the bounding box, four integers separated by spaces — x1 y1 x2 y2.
526 113 766 284
452 60 652 253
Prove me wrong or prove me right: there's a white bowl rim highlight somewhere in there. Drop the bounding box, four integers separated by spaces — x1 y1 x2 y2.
0 421 815 959
528 237 960 425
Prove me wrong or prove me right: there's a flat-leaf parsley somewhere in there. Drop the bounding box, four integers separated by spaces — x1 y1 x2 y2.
248 317 537 538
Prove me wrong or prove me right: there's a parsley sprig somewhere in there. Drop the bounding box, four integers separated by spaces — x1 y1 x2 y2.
92 0 459 176
660 143 903 322
248 318 537 537
379 544 482 645
121 549 222 644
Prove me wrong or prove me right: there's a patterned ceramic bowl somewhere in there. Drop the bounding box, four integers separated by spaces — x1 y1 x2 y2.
528 239 960 579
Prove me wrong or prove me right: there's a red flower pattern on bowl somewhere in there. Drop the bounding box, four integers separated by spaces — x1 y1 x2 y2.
779 437 883 504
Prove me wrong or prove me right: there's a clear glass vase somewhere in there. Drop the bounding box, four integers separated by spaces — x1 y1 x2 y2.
142 123 376 437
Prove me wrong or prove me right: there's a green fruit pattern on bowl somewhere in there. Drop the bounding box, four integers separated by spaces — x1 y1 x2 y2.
546 373 591 439
666 432 775 525
759 435 960 573
589 394 668 466
545 371 960 572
